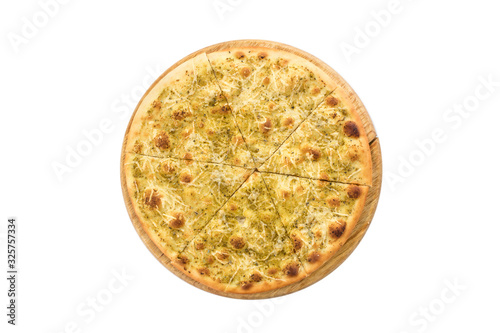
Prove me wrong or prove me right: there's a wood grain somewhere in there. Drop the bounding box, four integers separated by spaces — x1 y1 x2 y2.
120 40 382 299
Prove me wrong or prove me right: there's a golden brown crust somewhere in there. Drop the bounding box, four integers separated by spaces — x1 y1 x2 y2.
331 87 373 186
178 267 308 295
302 185 369 274
207 46 338 94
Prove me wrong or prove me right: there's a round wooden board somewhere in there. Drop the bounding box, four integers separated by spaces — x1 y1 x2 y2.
120 40 382 299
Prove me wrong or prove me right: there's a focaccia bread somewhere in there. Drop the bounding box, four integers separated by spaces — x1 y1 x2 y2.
122 44 373 295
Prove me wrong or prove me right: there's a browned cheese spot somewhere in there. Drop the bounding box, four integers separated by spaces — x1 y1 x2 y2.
326 196 340 208
279 189 291 200
263 77 270 85
235 51 245 59
309 148 322 160
152 100 162 109
205 255 214 265
311 87 321 95
154 131 170 150
228 203 238 211
267 268 278 275
241 281 253 290
183 152 193 160
179 172 193 184
250 272 263 282
144 189 161 209
344 121 360 138
176 255 188 266
172 109 191 120
277 58 289 68
347 185 362 199
161 162 176 174
240 67 251 78
307 251 321 263
211 104 232 115
283 156 293 167
194 242 205 250
349 151 359 162
133 142 143 154
258 52 268 59
230 236 245 249
169 212 185 229
232 135 244 146
198 268 210 276
291 234 303 252
216 251 229 261
325 96 339 107
259 117 273 134
329 220 346 239
301 146 322 161
283 262 300 277
282 117 294 128
268 102 276 110
295 185 305 194
319 172 330 181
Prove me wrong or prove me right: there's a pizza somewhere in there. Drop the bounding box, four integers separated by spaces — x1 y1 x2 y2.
122 43 373 295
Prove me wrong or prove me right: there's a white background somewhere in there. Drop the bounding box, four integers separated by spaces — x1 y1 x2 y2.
1 0 499 332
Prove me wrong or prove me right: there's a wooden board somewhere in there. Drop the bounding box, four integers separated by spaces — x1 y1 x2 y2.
120 40 382 299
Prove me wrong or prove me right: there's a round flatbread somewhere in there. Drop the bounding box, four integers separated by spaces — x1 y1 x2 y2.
122 44 372 295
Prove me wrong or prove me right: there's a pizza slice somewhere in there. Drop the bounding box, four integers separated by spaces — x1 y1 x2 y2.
207 47 335 165
172 172 307 293
258 89 373 186
122 153 252 261
261 172 368 274
126 53 254 167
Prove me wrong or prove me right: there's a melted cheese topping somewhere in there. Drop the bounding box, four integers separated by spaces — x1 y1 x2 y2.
124 153 250 259
179 172 304 290
207 49 333 165
261 173 367 273
259 90 371 185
